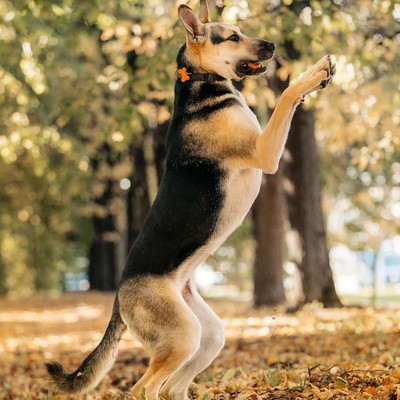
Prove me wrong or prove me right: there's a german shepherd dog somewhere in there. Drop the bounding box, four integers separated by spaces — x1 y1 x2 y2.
46 1 335 399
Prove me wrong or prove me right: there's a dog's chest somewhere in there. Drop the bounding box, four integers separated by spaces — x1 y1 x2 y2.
213 168 262 243
174 167 262 287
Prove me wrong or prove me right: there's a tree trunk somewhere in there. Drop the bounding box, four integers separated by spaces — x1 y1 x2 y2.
127 143 151 250
285 106 341 307
126 121 168 251
88 144 118 291
252 167 286 307
251 60 288 308
88 214 117 291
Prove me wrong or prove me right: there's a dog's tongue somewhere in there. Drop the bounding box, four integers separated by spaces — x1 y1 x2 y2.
247 62 262 70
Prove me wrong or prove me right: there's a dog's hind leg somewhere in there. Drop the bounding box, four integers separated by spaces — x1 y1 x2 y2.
160 281 225 400
118 277 202 400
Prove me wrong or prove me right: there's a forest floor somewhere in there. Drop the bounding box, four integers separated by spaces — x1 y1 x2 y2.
1 293 400 400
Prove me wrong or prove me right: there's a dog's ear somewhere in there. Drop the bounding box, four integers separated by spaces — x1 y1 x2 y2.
199 0 211 23
178 5 205 43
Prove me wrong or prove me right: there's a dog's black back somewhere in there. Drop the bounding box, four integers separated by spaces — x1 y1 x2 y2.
121 45 239 279
122 159 225 277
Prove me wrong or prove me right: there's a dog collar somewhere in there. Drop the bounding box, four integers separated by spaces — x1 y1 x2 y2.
175 67 225 83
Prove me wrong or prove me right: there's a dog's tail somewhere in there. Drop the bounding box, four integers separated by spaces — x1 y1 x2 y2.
45 298 127 395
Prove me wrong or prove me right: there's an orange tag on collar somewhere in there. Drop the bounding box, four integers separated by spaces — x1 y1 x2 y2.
177 67 190 82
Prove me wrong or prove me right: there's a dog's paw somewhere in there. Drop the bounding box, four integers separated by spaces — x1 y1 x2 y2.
317 55 336 89
294 55 336 97
285 55 336 104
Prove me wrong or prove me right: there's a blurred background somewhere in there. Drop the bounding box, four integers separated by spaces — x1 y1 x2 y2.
0 0 399 309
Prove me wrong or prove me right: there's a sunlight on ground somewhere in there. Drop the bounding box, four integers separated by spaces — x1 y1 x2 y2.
1 293 400 399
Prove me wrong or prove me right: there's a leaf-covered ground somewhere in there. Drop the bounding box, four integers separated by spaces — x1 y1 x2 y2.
1 293 400 400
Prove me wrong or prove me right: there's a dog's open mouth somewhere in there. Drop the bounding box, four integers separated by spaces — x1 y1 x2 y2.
237 60 268 77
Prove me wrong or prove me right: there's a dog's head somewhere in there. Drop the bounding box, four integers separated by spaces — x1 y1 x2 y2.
178 0 275 80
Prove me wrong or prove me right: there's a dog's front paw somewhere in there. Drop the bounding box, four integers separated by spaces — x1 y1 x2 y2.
315 55 336 89
302 54 336 91
286 55 336 103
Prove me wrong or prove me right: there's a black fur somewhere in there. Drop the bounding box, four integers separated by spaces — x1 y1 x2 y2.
122 51 232 278
190 97 241 119
122 159 225 277
46 41 245 395
120 44 245 279
209 25 226 45
46 300 126 394
211 32 225 45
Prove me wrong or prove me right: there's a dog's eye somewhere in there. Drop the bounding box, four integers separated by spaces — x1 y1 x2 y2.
227 34 240 42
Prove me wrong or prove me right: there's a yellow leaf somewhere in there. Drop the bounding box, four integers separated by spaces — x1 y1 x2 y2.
222 368 236 381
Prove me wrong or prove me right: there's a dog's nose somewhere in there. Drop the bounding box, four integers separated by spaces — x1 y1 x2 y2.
266 41 275 52
259 40 275 53
257 40 276 59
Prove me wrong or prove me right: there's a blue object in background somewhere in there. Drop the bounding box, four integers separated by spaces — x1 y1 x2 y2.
64 272 90 292
354 250 375 286
384 252 400 283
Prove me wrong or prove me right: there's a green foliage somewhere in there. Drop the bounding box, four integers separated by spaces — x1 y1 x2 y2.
0 0 101 294
0 0 398 293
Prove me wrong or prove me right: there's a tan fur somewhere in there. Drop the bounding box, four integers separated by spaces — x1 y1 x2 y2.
181 55 334 173
160 279 224 400
45 4 335 399
198 25 250 78
118 276 202 400
178 12 335 173
183 21 269 80
184 106 258 160
119 6 335 400
119 8 335 399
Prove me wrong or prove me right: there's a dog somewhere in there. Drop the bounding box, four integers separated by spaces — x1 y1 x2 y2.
46 1 335 399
